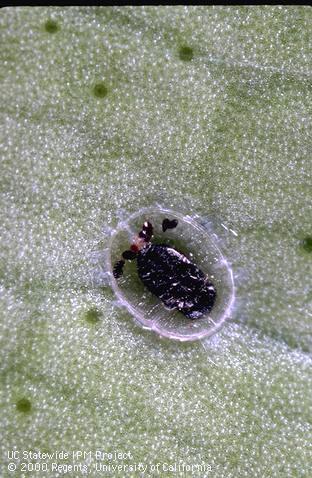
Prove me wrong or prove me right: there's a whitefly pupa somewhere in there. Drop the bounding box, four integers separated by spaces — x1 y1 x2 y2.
113 218 217 320
107 207 235 341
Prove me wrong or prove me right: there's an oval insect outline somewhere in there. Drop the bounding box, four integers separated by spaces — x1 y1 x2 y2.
107 207 235 342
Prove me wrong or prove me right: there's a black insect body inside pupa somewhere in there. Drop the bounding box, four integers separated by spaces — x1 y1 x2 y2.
138 243 216 319
113 219 216 319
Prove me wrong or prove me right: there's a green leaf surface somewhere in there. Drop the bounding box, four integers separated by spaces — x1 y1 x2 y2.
1 6 311 478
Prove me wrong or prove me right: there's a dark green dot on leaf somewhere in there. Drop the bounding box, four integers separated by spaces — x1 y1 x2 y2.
45 20 59 34
16 398 32 413
301 236 312 253
179 46 194 61
85 308 101 324
93 83 108 98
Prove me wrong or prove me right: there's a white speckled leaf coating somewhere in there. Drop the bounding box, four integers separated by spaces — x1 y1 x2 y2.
0 6 311 478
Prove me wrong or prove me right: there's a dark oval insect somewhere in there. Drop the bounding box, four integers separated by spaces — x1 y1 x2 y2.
113 219 216 319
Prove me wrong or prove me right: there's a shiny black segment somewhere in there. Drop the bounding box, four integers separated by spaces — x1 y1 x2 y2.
162 218 178 232
122 250 137 260
137 244 216 319
113 259 125 278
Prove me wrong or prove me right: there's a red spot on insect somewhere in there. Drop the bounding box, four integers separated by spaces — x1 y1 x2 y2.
131 244 139 252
